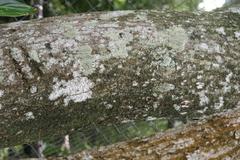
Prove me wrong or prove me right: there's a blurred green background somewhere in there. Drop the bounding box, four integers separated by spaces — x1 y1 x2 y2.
1 0 239 23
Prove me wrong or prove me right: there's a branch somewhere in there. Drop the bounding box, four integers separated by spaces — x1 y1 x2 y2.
0 9 239 147
51 107 240 159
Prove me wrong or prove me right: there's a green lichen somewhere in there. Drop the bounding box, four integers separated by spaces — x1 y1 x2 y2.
153 83 175 93
29 50 41 63
63 23 78 38
164 26 188 51
75 45 96 75
144 26 189 52
151 48 176 68
84 20 98 28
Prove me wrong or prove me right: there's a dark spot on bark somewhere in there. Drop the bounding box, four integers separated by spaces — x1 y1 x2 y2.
8 28 17 33
49 52 53 57
119 32 124 38
45 43 52 50
190 30 202 40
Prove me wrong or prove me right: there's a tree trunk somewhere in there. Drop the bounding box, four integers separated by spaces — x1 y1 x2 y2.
0 9 239 148
50 107 240 160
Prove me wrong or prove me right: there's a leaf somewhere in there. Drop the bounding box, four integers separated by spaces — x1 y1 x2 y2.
0 0 37 17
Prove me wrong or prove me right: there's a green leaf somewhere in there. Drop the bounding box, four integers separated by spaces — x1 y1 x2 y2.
0 0 37 17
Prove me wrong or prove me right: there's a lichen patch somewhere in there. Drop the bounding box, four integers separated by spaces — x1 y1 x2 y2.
25 112 35 120
144 26 189 52
30 85 37 94
49 72 94 106
29 50 41 63
215 27 226 35
103 28 133 59
228 7 240 14
196 41 223 54
214 97 224 110
100 10 134 20
154 83 175 93
234 31 240 40
0 90 4 97
198 91 209 106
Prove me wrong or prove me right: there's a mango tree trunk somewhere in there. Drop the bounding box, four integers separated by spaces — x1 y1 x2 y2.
0 9 240 148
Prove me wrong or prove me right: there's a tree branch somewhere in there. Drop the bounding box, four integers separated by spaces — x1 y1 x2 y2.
0 9 239 147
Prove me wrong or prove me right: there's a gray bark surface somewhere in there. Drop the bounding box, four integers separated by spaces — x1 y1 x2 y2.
0 9 240 147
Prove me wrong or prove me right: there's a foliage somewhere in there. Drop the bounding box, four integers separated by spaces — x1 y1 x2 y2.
0 0 36 17
46 0 201 16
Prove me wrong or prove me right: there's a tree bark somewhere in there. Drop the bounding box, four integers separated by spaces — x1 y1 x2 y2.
50 107 240 160
0 9 239 147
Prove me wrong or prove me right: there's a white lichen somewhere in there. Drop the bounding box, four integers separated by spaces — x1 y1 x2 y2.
21 64 34 79
10 47 25 62
234 130 240 139
161 53 176 67
234 31 240 40
215 27 226 35
215 55 224 64
187 146 234 160
220 82 232 93
0 90 4 97
172 138 194 151
30 85 37 94
173 120 184 127
198 91 209 106
180 100 191 108
154 83 175 93
198 43 209 52
214 96 224 110
196 41 224 54
225 72 233 83
132 81 138 86
196 82 205 89
173 104 181 111
49 72 94 106
81 152 93 160
98 64 105 74
7 73 16 83
146 116 157 121
151 48 176 68
29 50 41 63
228 7 240 14
105 104 113 109
25 112 35 120
219 72 233 93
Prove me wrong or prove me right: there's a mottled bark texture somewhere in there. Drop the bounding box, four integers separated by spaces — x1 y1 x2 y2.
49 107 240 160
0 9 240 148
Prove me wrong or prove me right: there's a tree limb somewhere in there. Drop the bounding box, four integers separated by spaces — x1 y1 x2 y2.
51 107 240 160
0 9 239 147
